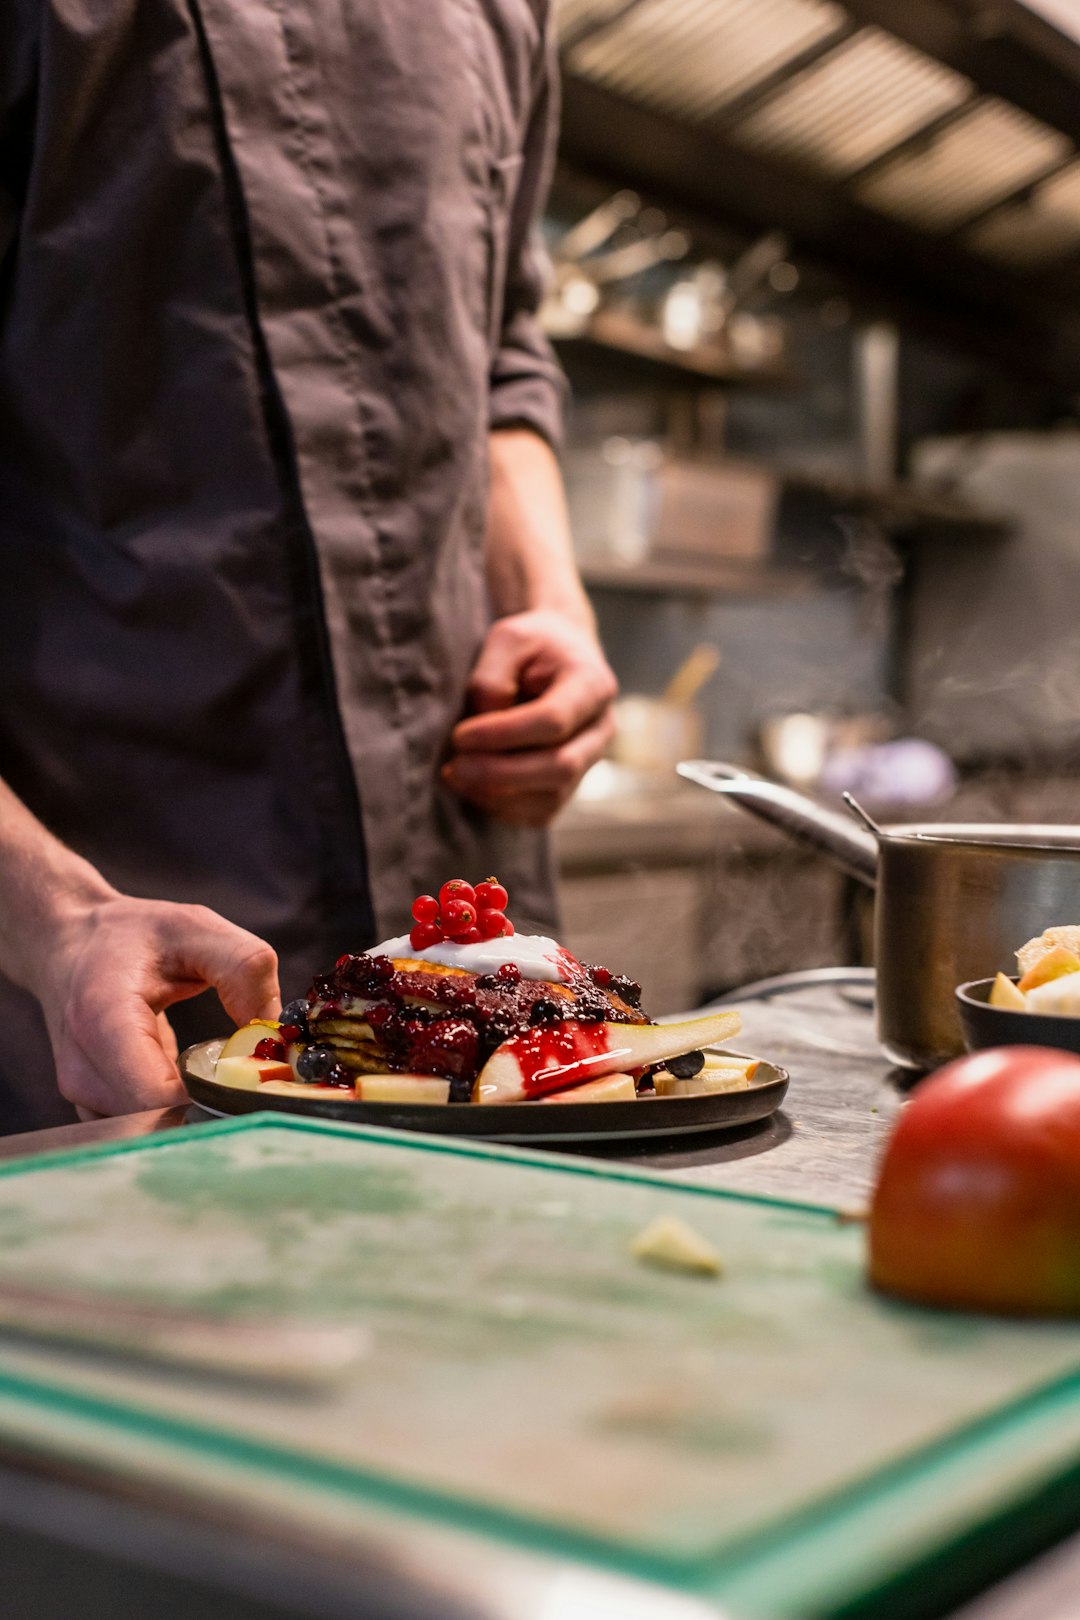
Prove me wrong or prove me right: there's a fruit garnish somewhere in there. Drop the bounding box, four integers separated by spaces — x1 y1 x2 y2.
989 972 1026 1010
440 897 477 937
253 1037 287 1062
475 878 508 911
220 1020 282 1060
439 879 476 908
478 907 508 939
1017 944 1080 994
356 1075 451 1104
473 1011 742 1104
537 1073 636 1105
405 876 513 948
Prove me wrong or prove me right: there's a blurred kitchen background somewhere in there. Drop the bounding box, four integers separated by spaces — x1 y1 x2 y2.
546 0 1080 1009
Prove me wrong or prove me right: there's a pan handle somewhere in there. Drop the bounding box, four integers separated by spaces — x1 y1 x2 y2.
678 760 879 888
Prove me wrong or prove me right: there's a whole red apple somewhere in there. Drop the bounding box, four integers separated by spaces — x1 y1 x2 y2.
869 1046 1080 1315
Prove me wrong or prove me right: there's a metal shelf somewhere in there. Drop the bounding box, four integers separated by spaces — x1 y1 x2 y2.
552 311 794 387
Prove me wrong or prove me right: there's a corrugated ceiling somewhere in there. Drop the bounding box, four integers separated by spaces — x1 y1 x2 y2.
731 30 972 179
856 98 1069 231
558 0 1080 271
564 0 846 125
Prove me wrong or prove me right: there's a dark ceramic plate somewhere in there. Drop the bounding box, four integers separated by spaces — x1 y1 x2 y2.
956 978 1080 1057
180 1039 789 1144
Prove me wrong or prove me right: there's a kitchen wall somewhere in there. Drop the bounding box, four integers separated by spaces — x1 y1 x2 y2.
591 581 892 764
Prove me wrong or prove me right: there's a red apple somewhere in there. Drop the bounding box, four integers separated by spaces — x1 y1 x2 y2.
869 1046 1080 1314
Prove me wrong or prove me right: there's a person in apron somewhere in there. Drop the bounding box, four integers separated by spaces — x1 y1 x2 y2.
0 0 616 1129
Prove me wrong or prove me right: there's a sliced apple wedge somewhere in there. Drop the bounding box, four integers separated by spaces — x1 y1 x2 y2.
215 1055 295 1091
536 1073 636 1105
221 1020 281 1059
473 1011 742 1104
356 1075 450 1105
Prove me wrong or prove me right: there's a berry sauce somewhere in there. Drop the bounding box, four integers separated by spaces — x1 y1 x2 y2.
295 948 649 1090
499 1023 615 1099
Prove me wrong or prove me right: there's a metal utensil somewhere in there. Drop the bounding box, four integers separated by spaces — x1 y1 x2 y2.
0 1278 368 1384
679 759 1080 1070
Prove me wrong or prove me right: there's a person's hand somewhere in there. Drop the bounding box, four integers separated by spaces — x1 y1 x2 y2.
443 609 617 826
34 896 280 1119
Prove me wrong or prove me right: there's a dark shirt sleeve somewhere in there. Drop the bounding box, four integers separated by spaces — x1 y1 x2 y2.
0 0 36 270
488 10 568 452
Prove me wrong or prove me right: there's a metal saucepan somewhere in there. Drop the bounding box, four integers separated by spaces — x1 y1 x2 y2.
679 760 1080 1071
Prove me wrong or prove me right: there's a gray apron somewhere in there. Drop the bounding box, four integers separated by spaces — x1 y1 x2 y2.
0 0 565 1129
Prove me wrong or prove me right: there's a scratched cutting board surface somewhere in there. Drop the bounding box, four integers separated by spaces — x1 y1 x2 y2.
2 1118 1080 1617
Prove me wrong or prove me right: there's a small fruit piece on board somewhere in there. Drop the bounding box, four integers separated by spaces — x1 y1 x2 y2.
221 1020 281 1060
989 972 1027 1010
356 1075 451 1105
474 1011 742 1104
536 1073 636 1104
868 1046 1080 1314
631 1215 722 1277
1017 944 1080 994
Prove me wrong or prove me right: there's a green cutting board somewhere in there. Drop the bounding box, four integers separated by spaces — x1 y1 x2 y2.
0 1116 1079 1618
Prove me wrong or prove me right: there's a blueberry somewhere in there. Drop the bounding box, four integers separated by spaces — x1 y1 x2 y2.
279 999 311 1038
667 1049 705 1080
448 1075 473 1104
529 998 560 1025
475 973 498 991
296 1044 337 1083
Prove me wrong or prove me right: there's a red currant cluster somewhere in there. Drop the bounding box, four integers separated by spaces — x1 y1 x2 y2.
409 877 514 951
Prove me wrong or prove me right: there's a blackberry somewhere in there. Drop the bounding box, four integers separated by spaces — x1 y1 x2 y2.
485 1015 516 1045
296 1045 338 1083
611 974 642 1008
574 997 607 1023
666 1049 705 1080
529 998 561 1025
475 973 499 991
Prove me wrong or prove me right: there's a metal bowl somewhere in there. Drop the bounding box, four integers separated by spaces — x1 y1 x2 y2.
956 978 1080 1057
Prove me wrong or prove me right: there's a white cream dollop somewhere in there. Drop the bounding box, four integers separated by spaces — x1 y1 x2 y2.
373 932 576 984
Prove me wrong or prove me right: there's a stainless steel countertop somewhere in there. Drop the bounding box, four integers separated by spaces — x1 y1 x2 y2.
0 976 1073 1620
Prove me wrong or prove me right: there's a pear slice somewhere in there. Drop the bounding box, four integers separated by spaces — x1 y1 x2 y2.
474 1011 742 1104
535 1073 636 1105
221 1020 281 1060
